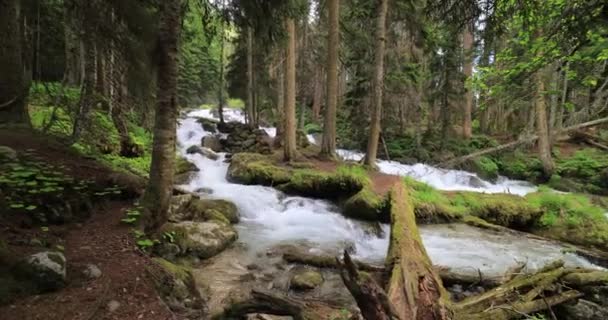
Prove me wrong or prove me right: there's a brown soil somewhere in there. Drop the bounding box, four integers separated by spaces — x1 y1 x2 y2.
0 129 174 320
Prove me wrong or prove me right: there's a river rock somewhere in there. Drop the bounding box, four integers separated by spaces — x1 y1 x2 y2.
186 145 219 160
202 135 222 152
176 156 199 175
15 251 66 292
197 118 218 133
558 299 608 320
160 221 237 259
290 269 323 290
0 146 17 162
107 300 121 313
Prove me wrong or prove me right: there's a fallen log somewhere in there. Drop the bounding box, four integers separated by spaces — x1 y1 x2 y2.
283 248 502 288
339 181 608 320
217 288 345 320
443 116 608 168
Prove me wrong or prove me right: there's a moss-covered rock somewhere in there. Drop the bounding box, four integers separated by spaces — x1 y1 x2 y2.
159 221 237 260
149 258 204 316
176 156 199 175
279 169 366 199
462 156 499 181
343 189 388 221
169 195 239 224
290 269 323 290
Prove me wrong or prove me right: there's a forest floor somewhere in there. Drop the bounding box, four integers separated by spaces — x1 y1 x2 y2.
0 129 174 320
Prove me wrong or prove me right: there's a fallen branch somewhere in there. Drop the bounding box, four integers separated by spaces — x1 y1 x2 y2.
443 117 608 168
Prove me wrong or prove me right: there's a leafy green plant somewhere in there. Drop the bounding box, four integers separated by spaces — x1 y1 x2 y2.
121 208 142 225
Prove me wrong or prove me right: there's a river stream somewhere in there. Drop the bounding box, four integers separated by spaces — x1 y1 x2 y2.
176 108 600 278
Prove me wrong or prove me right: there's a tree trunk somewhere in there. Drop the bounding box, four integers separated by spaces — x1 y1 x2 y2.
339 183 452 319
283 17 298 161
364 0 388 167
63 0 81 86
246 26 255 128
0 0 30 126
535 67 554 178
462 25 473 139
142 0 181 232
320 0 340 159
311 66 322 122
217 0 226 124
275 53 285 147
71 17 96 142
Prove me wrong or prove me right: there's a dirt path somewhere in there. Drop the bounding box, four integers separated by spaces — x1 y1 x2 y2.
0 202 174 320
0 129 173 320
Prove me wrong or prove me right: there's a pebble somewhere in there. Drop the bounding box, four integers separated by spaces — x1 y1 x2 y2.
83 264 102 279
107 300 121 313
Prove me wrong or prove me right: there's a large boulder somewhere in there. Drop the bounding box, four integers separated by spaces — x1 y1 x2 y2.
160 221 237 259
202 135 222 152
15 251 66 292
197 118 218 133
176 156 199 175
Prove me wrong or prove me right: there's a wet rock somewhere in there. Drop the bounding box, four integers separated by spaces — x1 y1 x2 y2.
558 299 608 320
202 135 222 152
197 118 218 133
160 221 237 259
15 251 66 292
175 172 195 185
195 187 214 195
290 269 323 290
246 315 294 320
186 145 203 155
107 300 121 313
0 146 17 162
176 156 199 175
200 147 219 161
83 264 102 279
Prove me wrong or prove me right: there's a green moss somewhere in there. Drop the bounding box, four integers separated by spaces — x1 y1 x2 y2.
101 154 151 177
468 156 499 181
403 177 465 222
281 165 367 199
343 188 388 221
152 257 191 282
228 153 291 185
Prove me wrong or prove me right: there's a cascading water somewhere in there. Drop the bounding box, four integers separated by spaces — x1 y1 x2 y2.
177 108 600 276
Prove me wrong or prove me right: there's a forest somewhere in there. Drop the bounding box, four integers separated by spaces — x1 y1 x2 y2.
1 0 608 319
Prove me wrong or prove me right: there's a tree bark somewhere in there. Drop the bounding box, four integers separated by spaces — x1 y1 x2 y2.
462 25 473 139
71 13 96 143
283 17 298 161
217 0 226 124
311 66 322 122
535 67 554 178
364 0 388 167
0 0 30 126
275 53 285 147
63 0 81 86
320 0 340 159
246 26 255 128
142 0 181 232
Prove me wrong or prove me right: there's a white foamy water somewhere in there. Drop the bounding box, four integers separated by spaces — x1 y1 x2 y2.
176 109 599 275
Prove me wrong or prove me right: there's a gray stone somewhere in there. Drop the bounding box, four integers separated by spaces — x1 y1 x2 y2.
559 299 608 320
83 264 102 279
202 135 222 152
16 251 67 292
107 300 121 313
160 221 237 259
0 146 17 161
200 147 219 161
